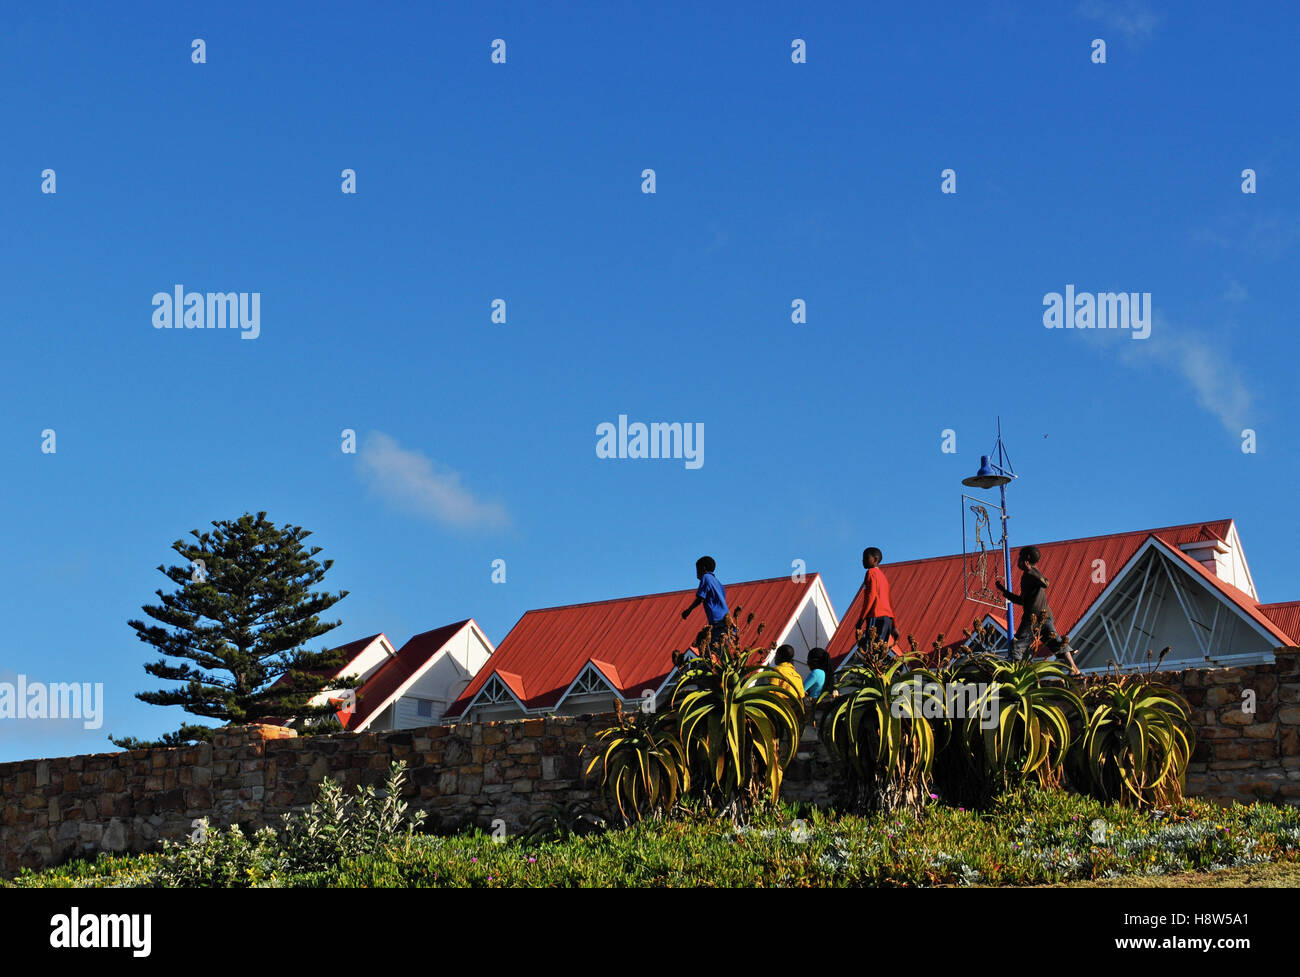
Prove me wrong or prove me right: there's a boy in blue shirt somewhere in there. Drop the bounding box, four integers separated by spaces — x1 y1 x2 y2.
682 555 731 648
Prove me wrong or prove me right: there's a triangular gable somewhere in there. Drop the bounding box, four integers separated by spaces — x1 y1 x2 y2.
455 669 530 718
588 658 624 692
970 614 1008 653
1071 536 1284 670
770 574 841 656
260 632 397 725
555 660 624 707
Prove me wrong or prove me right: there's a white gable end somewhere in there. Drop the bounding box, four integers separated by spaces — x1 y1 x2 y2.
1072 538 1278 672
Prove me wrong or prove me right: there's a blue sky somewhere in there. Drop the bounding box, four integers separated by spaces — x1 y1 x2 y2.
3 1 1298 761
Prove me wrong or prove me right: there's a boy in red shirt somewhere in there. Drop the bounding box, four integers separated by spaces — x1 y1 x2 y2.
855 547 897 654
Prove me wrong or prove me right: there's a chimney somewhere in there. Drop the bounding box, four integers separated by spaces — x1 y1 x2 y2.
1179 538 1232 584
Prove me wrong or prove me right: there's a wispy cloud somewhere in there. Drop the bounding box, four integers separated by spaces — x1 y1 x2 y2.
1223 280 1248 303
1077 0 1162 44
1118 319 1253 435
1194 212 1300 261
357 431 509 531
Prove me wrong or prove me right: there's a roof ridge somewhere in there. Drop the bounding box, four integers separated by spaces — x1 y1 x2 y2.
401 619 471 643
880 519 1233 568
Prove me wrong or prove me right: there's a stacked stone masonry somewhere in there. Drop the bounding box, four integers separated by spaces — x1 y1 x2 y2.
2 649 1298 876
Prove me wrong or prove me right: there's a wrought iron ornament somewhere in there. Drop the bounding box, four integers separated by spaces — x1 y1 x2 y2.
962 494 1005 609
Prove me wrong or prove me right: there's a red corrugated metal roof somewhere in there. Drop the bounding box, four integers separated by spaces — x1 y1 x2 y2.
348 621 471 729
827 520 1239 666
1259 602 1300 643
588 659 625 691
445 575 822 717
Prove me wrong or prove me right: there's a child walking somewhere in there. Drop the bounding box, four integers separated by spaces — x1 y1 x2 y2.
682 555 731 648
855 547 897 653
997 545 1081 675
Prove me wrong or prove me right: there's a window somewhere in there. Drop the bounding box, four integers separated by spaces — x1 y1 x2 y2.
571 668 612 696
480 676 514 704
415 699 433 718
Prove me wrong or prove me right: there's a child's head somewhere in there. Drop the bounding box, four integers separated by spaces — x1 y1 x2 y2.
695 555 716 579
807 647 829 672
775 644 795 665
1019 545 1041 570
862 547 882 569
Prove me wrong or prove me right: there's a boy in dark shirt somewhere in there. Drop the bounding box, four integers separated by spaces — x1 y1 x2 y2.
997 546 1080 674
682 555 731 648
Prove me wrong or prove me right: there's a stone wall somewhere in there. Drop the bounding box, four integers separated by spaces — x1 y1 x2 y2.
2 648 1297 876
0 716 610 876
1162 648 1300 803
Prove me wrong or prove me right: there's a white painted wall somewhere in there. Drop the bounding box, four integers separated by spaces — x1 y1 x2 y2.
774 577 840 669
1178 523 1258 599
372 623 494 731
308 635 397 709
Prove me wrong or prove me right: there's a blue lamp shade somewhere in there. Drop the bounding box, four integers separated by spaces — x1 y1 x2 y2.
962 455 1012 490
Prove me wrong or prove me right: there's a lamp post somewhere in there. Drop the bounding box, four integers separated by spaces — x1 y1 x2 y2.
962 419 1017 644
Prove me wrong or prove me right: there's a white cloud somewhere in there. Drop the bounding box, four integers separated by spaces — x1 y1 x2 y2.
1077 0 1161 43
1120 320 1253 435
357 431 509 530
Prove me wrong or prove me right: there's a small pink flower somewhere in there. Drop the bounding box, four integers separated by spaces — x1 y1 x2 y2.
470 857 477 863
528 857 536 863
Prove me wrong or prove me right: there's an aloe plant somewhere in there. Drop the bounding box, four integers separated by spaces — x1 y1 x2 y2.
587 610 803 825
669 641 804 822
817 650 944 814
1073 672 1194 808
976 657 1082 792
924 622 1084 808
584 707 688 824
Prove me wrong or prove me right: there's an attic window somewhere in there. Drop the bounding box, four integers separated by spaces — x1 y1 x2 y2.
480 676 514 704
572 668 612 695
968 625 1008 656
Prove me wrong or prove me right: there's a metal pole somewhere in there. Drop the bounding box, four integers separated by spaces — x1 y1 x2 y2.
998 419 1015 648
1001 477 1014 644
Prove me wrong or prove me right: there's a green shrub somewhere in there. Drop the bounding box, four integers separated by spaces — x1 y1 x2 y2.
669 633 803 821
12 787 1300 888
279 760 427 872
148 760 426 886
153 822 283 888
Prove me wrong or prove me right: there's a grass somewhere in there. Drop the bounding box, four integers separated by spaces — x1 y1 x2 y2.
8 787 1300 888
